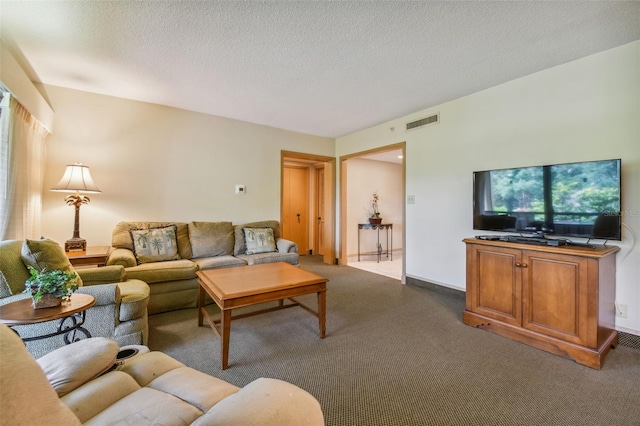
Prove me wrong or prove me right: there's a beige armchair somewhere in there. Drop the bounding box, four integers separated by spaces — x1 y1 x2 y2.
0 239 149 358
0 324 325 425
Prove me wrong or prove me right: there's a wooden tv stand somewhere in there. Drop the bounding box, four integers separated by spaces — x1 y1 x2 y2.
462 238 619 369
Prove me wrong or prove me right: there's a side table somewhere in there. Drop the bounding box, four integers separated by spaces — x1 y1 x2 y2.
0 293 96 344
357 223 393 263
66 246 111 267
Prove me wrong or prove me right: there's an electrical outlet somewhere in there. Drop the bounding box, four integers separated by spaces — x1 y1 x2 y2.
407 195 415 204
615 303 628 319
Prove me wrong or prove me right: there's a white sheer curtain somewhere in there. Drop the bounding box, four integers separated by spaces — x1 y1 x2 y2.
0 93 49 240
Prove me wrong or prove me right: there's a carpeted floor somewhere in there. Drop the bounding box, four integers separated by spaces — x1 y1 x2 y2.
148 256 640 426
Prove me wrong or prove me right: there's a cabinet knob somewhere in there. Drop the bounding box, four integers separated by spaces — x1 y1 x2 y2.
515 262 522 267
522 263 528 268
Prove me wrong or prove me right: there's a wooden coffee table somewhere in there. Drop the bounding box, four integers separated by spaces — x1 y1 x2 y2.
197 262 328 369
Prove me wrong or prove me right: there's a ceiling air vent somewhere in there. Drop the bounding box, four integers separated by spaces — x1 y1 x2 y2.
406 113 439 132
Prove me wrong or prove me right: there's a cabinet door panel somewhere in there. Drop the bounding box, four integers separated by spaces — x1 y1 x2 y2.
471 247 521 325
522 252 589 346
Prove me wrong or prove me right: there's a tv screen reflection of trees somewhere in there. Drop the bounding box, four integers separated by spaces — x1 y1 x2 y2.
473 159 621 240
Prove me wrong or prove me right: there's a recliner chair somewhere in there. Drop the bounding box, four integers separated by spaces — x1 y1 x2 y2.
0 239 149 357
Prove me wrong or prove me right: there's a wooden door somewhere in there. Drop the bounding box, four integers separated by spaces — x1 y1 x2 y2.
282 166 309 254
467 244 522 326
314 167 325 255
521 251 590 346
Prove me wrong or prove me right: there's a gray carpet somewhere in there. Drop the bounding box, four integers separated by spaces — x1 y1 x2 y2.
148 256 640 425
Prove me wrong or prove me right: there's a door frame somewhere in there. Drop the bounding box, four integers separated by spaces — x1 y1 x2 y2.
339 142 406 282
281 150 336 265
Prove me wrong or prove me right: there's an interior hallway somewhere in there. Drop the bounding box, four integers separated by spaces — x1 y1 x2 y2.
348 253 402 281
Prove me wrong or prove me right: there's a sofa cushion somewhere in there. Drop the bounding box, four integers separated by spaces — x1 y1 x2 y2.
233 220 281 255
112 222 192 260
124 259 198 284
243 227 277 254
21 238 83 288
192 255 247 270
188 221 234 258
237 252 299 266
82 386 204 426
130 226 180 264
37 337 119 397
61 371 141 423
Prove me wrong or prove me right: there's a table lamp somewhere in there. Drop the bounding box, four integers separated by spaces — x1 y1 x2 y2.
51 163 101 252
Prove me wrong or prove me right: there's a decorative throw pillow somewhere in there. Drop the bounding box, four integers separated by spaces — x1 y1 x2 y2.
188 221 234 258
21 239 83 288
243 228 277 255
130 225 180 264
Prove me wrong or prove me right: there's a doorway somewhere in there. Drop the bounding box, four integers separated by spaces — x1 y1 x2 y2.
281 151 336 265
339 142 406 282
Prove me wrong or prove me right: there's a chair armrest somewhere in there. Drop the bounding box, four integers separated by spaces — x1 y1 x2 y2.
37 337 119 397
76 283 121 306
276 238 298 253
107 248 136 268
76 265 125 285
0 293 30 306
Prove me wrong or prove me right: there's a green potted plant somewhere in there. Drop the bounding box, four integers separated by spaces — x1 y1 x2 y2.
23 266 79 309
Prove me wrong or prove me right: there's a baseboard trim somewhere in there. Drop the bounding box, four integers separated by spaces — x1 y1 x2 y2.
406 276 465 300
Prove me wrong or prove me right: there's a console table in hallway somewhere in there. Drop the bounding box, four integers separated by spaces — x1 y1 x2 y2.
358 223 393 263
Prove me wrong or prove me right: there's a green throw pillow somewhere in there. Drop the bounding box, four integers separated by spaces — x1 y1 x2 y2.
21 239 83 287
130 225 180 264
243 228 277 255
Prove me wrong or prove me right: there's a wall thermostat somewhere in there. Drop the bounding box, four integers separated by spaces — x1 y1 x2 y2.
235 185 246 195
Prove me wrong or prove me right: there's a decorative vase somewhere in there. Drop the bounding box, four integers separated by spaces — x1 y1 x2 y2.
32 293 62 309
369 217 382 225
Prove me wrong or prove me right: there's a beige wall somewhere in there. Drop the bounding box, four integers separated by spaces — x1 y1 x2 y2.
345 158 403 258
337 41 640 335
40 85 334 247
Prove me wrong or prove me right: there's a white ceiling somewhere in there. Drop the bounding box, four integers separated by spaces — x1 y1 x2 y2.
2 1 639 138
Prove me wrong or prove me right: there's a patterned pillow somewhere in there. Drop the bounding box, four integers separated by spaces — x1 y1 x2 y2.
130 225 180 264
243 228 277 255
21 238 83 288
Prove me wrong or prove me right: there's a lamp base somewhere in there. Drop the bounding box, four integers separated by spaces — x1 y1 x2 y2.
65 238 86 252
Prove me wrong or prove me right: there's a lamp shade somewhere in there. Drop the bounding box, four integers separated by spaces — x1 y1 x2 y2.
51 163 101 193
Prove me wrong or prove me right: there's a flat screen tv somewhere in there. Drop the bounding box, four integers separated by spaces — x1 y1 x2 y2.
473 159 622 241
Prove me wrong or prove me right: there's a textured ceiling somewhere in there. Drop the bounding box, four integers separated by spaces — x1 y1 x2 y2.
2 1 639 138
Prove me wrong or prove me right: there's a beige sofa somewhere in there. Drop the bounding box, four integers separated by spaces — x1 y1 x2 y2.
0 239 149 358
0 324 324 425
107 220 299 314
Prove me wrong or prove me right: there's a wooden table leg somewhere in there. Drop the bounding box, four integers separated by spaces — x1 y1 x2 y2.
197 284 205 327
318 289 326 338
220 309 232 369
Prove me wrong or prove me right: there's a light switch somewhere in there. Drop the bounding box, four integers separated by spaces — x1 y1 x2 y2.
235 185 246 195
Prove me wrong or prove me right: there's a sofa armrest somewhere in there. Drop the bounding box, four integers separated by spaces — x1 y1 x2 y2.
76 265 125 285
107 248 137 268
276 238 298 254
193 378 324 425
